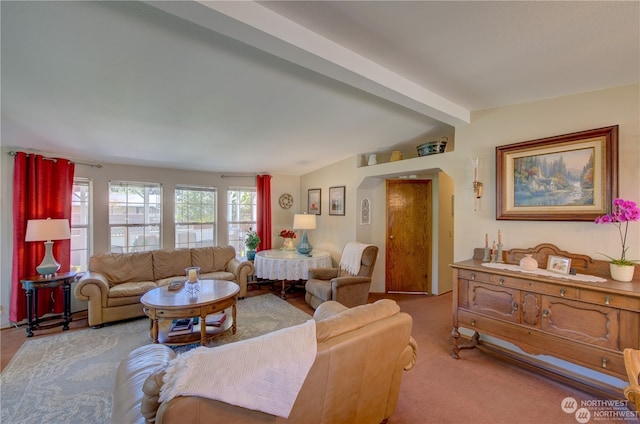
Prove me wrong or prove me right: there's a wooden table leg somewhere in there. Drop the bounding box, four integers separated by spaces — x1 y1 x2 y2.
151 317 159 343
62 281 72 330
25 288 34 338
232 303 237 335
200 312 207 346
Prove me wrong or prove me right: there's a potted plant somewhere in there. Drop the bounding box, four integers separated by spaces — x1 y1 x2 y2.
244 229 260 261
594 198 639 282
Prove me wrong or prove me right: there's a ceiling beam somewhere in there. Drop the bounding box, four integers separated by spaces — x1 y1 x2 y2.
145 0 470 126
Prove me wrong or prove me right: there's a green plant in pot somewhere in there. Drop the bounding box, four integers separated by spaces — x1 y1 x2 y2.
244 229 261 261
594 198 639 282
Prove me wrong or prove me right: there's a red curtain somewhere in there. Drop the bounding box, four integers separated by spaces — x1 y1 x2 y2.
256 174 272 251
11 153 75 322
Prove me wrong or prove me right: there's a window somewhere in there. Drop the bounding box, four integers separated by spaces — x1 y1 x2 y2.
71 178 91 272
227 187 257 257
109 181 161 253
175 186 217 248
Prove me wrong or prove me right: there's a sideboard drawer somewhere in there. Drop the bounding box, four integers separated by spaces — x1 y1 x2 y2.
459 269 492 283
579 288 640 310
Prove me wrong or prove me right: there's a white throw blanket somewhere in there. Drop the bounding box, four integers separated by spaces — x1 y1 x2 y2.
159 319 317 418
339 242 371 275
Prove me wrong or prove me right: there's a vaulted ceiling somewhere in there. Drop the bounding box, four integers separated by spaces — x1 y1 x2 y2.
2 1 638 175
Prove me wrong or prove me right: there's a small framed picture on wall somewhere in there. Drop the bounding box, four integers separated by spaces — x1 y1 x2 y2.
308 188 321 215
329 186 345 216
360 197 370 224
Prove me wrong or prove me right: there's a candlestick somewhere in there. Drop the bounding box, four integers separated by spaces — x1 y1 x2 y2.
498 229 502 245
188 269 197 282
492 241 496 253
472 158 479 182
485 233 488 248
483 247 491 262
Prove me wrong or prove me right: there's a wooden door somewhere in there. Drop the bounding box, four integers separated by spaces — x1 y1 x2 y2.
385 180 431 293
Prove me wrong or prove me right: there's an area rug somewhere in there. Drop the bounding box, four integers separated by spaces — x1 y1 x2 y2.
0 294 311 424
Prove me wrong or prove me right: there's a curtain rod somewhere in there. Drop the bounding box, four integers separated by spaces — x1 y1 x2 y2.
8 150 103 168
220 174 258 178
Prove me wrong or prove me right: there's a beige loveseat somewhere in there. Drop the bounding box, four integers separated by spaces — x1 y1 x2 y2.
74 246 253 327
112 299 417 424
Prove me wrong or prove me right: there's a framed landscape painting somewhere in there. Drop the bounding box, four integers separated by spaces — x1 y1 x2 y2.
496 126 618 221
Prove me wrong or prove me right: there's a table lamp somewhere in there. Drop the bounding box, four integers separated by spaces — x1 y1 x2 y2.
293 213 316 255
25 218 71 276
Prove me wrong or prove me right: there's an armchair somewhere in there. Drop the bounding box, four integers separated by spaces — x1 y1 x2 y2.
305 243 378 309
624 348 640 407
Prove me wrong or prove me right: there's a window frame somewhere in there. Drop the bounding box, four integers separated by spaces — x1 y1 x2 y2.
174 185 217 249
227 186 257 257
108 180 162 253
70 177 92 272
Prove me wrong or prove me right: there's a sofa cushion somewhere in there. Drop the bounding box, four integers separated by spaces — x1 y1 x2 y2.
153 249 191 281
191 247 215 273
109 281 158 298
212 246 235 271
315 299 400 343
90 251 154 285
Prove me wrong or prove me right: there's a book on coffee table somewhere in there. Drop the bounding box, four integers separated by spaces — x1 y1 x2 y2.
168 318 193 336
205 311 226 327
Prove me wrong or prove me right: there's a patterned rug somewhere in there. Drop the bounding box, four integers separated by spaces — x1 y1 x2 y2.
1 294 312 424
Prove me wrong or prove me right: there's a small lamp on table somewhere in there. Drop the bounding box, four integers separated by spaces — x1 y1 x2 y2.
25 218 71 277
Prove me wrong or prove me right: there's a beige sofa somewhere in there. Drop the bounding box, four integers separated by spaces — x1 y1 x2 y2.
112 299 417 424
74 246 253 327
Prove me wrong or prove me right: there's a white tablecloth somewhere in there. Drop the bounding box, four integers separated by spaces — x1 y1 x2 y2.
254 249 332 280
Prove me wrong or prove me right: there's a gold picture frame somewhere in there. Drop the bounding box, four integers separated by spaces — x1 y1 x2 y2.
496 126 618 221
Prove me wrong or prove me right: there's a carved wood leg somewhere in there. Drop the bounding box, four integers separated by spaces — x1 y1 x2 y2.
451 326 480 359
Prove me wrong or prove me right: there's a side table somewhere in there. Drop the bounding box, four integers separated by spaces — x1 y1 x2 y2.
254 249 332 299
20 271 78 337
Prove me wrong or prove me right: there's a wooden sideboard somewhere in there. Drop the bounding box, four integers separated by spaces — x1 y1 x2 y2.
450 244 640 397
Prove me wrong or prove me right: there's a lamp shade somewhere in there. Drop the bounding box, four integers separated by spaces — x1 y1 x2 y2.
25 219 71 242
293 214 316 230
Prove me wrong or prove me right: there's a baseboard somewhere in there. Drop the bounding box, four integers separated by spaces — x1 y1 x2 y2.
462 336 626 400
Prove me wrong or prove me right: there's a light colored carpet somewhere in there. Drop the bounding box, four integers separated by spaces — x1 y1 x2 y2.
1 294 311 424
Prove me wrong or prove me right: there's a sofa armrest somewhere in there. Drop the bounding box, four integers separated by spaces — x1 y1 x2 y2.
112 344 176 424
226 258 254 298
331 276 371 288
308 267 339 280
403 336 419 370
74 272 110 303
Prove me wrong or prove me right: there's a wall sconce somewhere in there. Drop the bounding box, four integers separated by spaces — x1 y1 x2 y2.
472 158 483 210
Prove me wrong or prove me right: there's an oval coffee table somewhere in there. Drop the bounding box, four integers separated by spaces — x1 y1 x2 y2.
141 279 239 346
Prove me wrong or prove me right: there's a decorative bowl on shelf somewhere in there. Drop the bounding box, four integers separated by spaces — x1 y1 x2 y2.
417 137 448 157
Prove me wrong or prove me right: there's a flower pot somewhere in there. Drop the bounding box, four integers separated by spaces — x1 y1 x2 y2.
609 263 635 282
282 238 296 251
247 250 256 261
